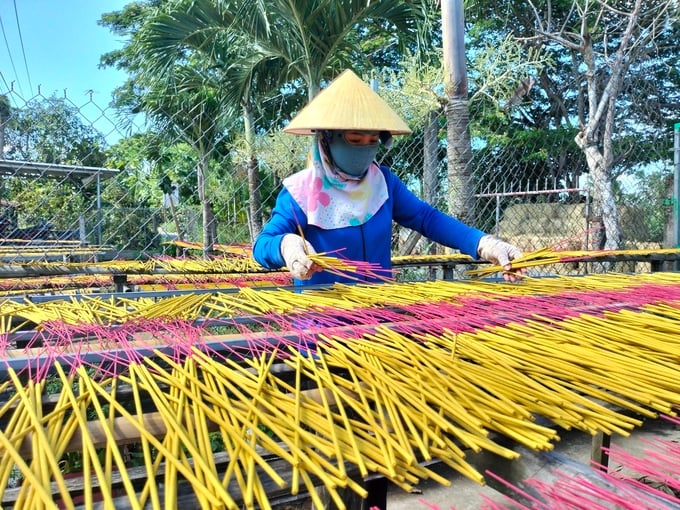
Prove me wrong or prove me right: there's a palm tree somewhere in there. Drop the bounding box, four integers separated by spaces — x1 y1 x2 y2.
138 0 432 238
231 0 431 99
140 63 238 255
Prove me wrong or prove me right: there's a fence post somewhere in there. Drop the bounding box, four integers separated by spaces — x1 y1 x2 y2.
675 123 680 271
495 195 500 236
79 215 86 245
97 172 103 245
584 188 590 275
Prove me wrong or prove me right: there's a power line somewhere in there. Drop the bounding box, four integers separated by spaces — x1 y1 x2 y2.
0 14 20 93
0 70 10 92
11 0 33 95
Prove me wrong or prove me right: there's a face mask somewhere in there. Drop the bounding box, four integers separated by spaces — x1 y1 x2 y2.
328 131 379 178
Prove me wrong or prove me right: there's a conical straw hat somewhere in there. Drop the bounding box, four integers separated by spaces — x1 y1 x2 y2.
283 69 412 135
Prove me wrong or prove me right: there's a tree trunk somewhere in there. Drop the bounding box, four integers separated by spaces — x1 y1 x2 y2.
424 109 440 277
167 193 183 242
575 9 635 251
247 154 262 239
206 201 217 245
423 110 439 208
576 139 621 250
197 153 215 257
243 101 262 242
446 99 475 226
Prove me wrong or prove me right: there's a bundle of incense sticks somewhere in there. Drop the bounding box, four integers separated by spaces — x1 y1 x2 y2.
2 329 678 509
0 272 292 296
167 240 253 257
3 271 680 333
308 252 394 282
466 246 680 279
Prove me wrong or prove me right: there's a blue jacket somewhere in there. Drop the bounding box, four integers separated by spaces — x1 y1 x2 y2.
253 165 485 285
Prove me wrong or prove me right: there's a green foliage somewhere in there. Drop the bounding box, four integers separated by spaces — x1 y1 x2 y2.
376 53 444 130
472 124 586 190
209 431 225 452
0 94 11 123
104 133 206 209
69 1 680 252
255 129 309 181
5 177 87 232
0 96 110 235
45 373 64 395
621 167 673 243
467 33 551 106
3 96 107 166
98 206 160 252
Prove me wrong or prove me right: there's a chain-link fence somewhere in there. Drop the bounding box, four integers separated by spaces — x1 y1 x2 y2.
0 82 675 283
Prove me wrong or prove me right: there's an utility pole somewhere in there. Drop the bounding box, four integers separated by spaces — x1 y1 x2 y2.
674 123 680 269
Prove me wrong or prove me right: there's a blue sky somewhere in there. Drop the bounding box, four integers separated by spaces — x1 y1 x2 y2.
1 1 130 141
1 1 128 100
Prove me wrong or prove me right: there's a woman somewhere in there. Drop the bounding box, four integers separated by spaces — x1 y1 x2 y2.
253 69 523 285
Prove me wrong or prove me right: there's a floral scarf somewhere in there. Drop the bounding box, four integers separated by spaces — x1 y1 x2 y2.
282 136 388 229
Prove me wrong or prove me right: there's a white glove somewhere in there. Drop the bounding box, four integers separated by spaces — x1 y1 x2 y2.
280 234 318 280
477 235 523 268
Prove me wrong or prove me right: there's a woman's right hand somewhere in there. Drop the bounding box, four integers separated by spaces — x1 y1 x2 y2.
477 234 525 282
280 234 321 280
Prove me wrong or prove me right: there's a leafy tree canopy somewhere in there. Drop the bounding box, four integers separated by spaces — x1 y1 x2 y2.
3 96 107 167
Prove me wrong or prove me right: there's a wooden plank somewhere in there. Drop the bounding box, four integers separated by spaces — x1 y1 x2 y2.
3 441 373 509
590 430 611 471
15 384 351 458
